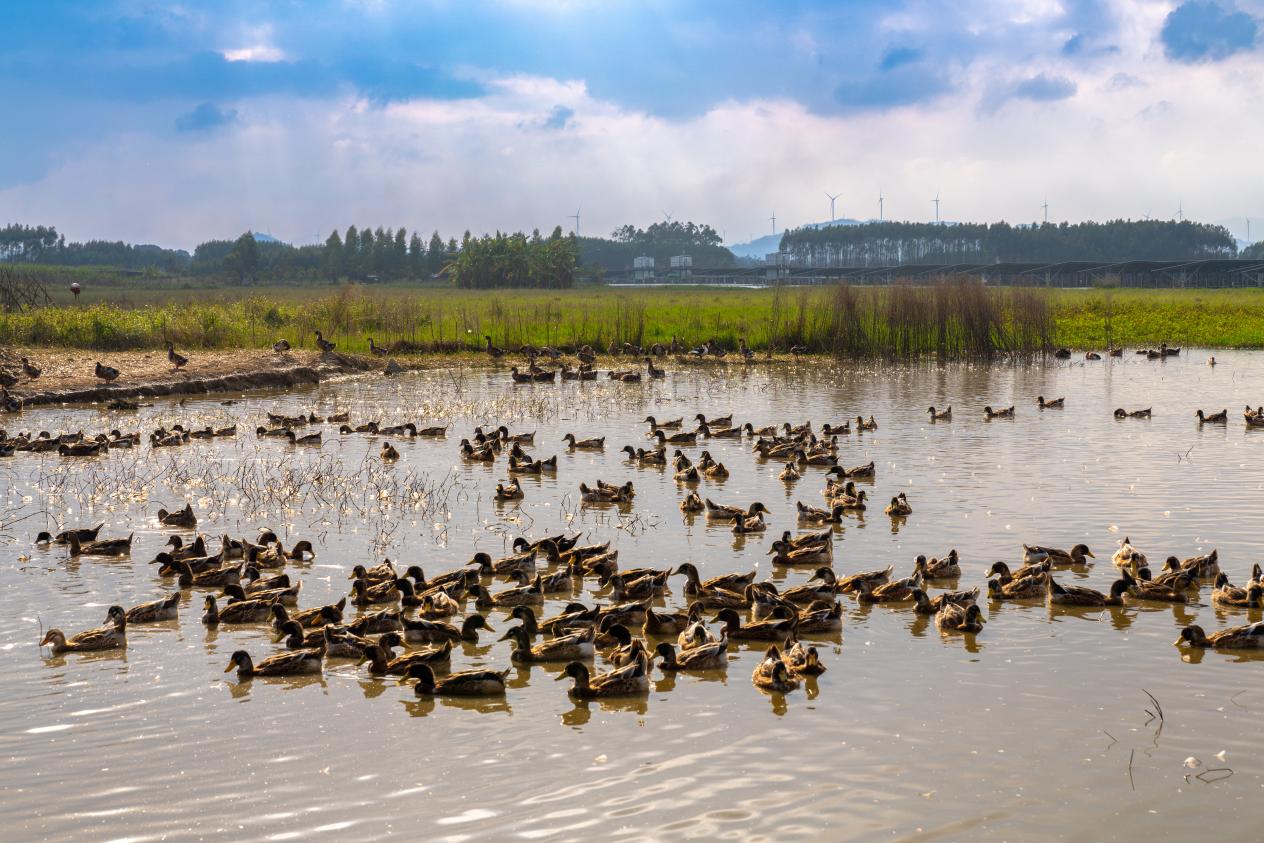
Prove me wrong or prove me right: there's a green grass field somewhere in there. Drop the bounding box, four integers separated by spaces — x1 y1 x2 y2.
3 281 1262 355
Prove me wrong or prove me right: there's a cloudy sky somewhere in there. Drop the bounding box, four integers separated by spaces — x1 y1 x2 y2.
2 0 1262 249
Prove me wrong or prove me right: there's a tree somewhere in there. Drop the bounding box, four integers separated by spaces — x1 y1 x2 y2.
1244 241 1264 260
222 232 259 284
344 225 359 276
427 231 445 274
408 231 424 277
325 229 344 279
359 227 375 277
393 227 408 277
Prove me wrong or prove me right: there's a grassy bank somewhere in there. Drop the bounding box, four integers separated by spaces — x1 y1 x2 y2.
0 283 1260 356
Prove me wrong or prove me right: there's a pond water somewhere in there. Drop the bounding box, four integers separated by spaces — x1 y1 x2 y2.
3 351 1263 842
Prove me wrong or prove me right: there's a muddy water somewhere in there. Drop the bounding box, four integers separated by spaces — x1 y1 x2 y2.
3 352 1263 841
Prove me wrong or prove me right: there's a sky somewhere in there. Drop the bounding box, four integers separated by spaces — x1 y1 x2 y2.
2 0 1262 249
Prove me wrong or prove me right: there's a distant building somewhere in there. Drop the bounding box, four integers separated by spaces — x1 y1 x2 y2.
765 251 791 280
633 255 655 281
669 254 692 280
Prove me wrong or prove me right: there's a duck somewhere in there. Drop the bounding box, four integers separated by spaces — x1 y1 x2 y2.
856 415 878 432
1085 351 1102 361
910 587 979 614
224 579 300 607
1175 622 1264 649
673 563 758 597
40 606 127 653
680 492 705 513
579 481 634 503
705 499 769 522
622 445 667 465
644 358 666 378
1023 543 1094 567
779 462 802 483
225 648 322 678
826 489 867 511
837 461 876 479
157 503 196 528
984 405 1015 419
642 605 695 637
315 331 336 354
703 459 730 479
751 646 799 693
935 602 986 633
367 337 389 356
563 433 605 451
360 638 452 676
556 655 650 698
502 624 596 663
202 594 274 625
655 638 728 671
1211 573 1263 608
713 607 796 642
1119 570 1188 604
35 522 104 546
767 539 832 566
795 501 845 524
343 609 404 637
1173 549 1220 578
66 532 133 557
914 550 960 579
166 342 188 370
471 573 545 608
401 663 510 697
986 572 1048 600
783 641 826 676
645 416 684 430
654 429 698 446
123 593 181 624
1036 396 1064 409
927 406 951 421
20 357 41 379
1196 408 1228 424
284 429 322 446
401 613 491 644
1047 577 1127 607
884 493 913 517
836 565 893 594
94 362 120 383
1114 407 1152 419
380 442 400 461
271 600 345 631
601 625 650 667
856 573 922 604
494 478 524 501
272 338 291 352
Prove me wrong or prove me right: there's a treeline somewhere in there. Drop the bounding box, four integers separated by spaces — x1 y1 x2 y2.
578 221 735 271
446 228 577 289
780 220 1239 266
1 223 190 271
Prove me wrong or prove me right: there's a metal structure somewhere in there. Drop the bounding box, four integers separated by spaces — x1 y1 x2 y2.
606 258 1264 289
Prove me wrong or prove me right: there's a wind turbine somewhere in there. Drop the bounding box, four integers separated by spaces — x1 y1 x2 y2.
569 205 582 237
825 191 840 223
662 211 674 225
769 211 777 236
878 190 884 222
1176 200 1184 223
933 193 941 224
1042 196 1049 224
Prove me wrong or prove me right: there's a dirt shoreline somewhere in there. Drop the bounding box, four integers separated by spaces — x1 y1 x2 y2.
0 345 814 408
1 347 387 407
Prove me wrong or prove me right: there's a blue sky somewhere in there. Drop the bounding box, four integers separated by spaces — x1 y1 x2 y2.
2 0 1262 247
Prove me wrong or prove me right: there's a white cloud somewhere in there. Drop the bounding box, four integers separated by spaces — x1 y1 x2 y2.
4 39 1264 251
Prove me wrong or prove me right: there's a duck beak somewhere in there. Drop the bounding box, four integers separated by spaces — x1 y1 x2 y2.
1172 637 1185 647
396 675 410 685
1086 551 1096 558
223 662 235 673
553 671 568 682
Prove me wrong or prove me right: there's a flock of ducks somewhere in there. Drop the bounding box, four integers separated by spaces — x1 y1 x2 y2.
34 377 1264 708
